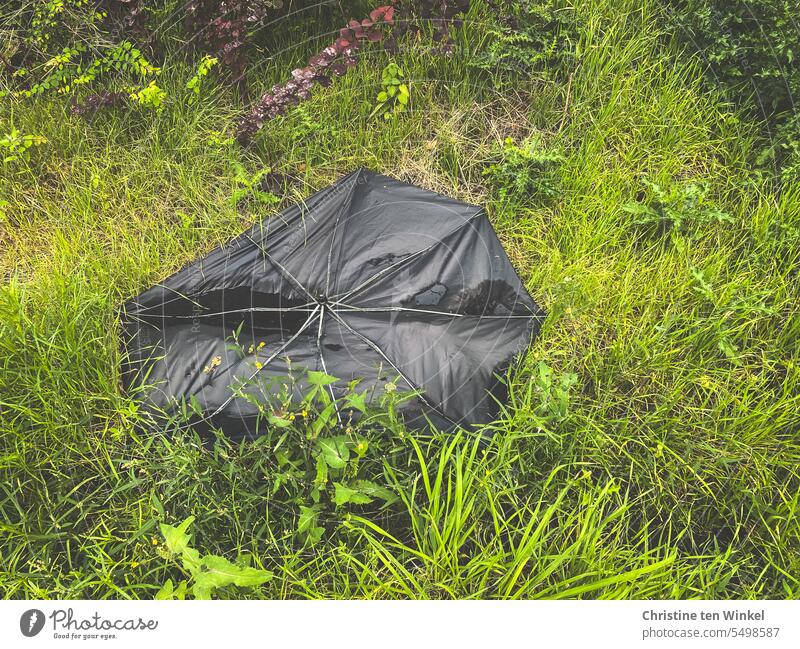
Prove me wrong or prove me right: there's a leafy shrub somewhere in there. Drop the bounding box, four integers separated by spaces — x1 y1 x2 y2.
688 265 778 365
370 62 410 119
531 361 578 426
0 129 47 165
2 1 303 115
129 79 166 111
666 0 800 179
156 516 272 599
185 54 218 101
483 135 564 204
173 365 408 547
622 178 733 237
470 0 582 86
13 40 160 98
233 2 475 142
6 2 473 142
235 5 397 143
229 161 281 207
182 0 286 85
14 0 110 60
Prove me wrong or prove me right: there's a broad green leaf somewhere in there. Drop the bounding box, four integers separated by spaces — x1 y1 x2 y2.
307 370 338 386
181 546 202 574
718 338 740 364
193 582 212 600
311 401 338 436
160 515 194 556
334 482 373 506
268 413 293 428
191 555 273 599
376 91 388 102
297 505 324 545
353 480 398 505
154 578 174 600
174 580 187 600
297 505 317 533
318 436 350 469
344 391 367 414
155 579 187 600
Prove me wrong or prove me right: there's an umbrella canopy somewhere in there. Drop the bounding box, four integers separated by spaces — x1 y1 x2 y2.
121 168 545 437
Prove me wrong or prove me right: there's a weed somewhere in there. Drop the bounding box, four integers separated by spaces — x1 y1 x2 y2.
229 162 281 207
17 41 160 98
370 63 410 120
155 516 272 600
483 135 564 205
0 128 47 164
469 0 582 86
185 55 219 103
224 367 405 545
129 80 166 112
623 179 733 237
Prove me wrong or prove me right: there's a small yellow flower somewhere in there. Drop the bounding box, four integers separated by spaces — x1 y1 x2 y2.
384 382 397 393
130 561 140 569
289 413 296 421
301 409 308 418
258 341 265 349
248 344 255 354
151 537 158 546
255 361 263 370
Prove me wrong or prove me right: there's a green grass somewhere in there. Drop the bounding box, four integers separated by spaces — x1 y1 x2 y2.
1 0 798 599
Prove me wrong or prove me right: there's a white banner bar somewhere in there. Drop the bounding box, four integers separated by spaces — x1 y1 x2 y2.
2 600 798 648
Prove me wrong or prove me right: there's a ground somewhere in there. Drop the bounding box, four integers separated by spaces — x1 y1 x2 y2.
1 0 798 599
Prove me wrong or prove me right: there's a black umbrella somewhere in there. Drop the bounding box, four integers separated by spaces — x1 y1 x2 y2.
121 168 545 436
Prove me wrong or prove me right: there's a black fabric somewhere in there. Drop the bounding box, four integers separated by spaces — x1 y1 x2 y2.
121 168 545 437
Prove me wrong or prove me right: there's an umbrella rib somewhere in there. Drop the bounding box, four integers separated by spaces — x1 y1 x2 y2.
324 210 343 296
330 302 545 320
245 234 317 302
204 305 322 420
316 310 342 423
329 211 484 304
327 309 461 429
152 304 320 320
